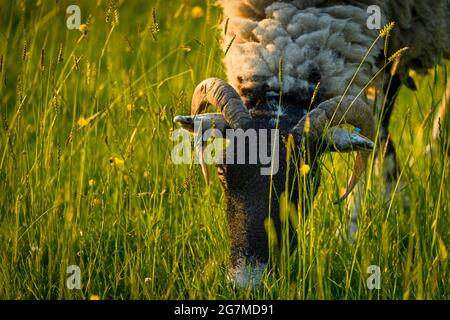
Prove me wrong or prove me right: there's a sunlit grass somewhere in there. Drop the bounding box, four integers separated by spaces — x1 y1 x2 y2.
0 0 448 299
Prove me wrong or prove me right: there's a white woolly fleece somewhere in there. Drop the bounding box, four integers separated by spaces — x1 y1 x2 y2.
218 0 449 108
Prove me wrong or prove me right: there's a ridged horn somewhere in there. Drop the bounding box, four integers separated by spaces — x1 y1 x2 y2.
191 78 252 129
291 96 375 203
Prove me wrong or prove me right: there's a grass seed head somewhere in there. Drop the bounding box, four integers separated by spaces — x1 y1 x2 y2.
379 22 395 38
57 44 64 63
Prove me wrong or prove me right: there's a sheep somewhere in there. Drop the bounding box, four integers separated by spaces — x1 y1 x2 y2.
174 0 450 288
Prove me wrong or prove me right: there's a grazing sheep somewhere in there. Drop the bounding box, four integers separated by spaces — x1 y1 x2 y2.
174 0 450 288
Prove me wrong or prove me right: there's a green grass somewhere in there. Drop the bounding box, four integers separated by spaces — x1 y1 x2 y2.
0 0 448 299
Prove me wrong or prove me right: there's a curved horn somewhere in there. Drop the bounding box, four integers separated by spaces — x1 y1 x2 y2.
191 78 252 130
291 96 375 203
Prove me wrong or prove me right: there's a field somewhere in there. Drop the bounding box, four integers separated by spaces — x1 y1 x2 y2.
0 0 448 299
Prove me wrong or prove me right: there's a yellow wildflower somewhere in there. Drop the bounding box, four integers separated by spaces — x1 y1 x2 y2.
79 24 88 35
110 157 125 170
77 117 89 128
77 112 101 129
191 6 204 19
299 163 310 177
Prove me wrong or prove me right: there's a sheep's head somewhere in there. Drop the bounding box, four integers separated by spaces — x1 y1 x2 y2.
174 78 375 288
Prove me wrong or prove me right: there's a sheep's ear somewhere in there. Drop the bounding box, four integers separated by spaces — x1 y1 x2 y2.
324 127 374 153
173 113 229 134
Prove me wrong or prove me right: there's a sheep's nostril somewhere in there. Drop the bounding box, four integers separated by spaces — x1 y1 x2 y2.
173 115 193 125
174 115 195 131
350 134 375 150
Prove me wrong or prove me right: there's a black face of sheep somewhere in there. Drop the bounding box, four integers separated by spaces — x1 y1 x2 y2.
174 78 376 288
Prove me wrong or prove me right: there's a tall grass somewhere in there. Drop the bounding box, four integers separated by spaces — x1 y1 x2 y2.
0 0 448 299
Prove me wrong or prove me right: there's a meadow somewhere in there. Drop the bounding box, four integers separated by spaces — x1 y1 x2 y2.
0 0 448 299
